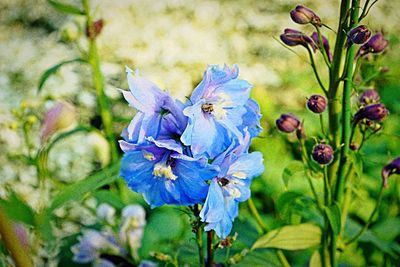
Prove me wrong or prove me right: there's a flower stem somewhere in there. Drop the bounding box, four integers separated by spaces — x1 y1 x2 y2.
193 204 205 267
206 231 214 267
306 47 328 95
345 183 384 245
247 197 290 267
0 206 33 267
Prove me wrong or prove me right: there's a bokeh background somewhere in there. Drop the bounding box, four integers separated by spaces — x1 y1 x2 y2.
0 0 399 266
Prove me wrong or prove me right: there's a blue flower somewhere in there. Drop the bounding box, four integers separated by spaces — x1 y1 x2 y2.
200 132 264 238
241 99 263 138
120 138 219 208
181 65 252 158
120 67 187 144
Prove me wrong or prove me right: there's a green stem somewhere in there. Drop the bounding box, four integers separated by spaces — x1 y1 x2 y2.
345 182 384 245
306 47 328 95
247 198 290 267
193 204 205 267
315 26 332 68
82 0 118 164
323 166 331 206
340 163 355 236
0 206 33 267
319 114 327 138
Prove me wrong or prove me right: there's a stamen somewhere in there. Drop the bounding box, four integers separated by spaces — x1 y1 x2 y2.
201 103 214 114
217 177 230 186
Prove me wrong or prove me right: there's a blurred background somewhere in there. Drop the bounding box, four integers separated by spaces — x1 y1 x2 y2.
0 0 399 266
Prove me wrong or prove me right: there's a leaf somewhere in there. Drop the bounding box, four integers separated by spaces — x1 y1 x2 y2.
92 190 125 210
282 161 305 188
309 250 322 267
38 58 85 93
48 163 120 213
0 191 35 226
324 203 341 235
47 0 84 15
252 223 321 251
45 125 93 152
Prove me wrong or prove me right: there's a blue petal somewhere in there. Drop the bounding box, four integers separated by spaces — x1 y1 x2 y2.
147 137 183 154
228 152 264 180
241 98 262 138
200 179 225 223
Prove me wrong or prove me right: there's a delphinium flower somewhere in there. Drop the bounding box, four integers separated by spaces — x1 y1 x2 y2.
119 64 263 239
119 205 146 258
180 64 253 158
200 131 264 238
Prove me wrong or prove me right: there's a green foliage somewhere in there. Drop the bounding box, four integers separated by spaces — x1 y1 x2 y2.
252 223 322 250
324 203 341 235
0 191 35 226
47 0 84 15
282 160 305 189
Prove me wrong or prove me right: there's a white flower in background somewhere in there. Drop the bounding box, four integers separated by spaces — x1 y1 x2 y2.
96 203 116 225
119 205 146 258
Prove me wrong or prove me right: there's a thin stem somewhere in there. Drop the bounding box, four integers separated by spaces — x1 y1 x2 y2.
306 47 328 95
247 197 290 267
319 114 327 138
323 166 331 206
82 0 118 163
0 206 33 267
206 231 213 267
345 182 384 245
193 204 205 267
315 26 332 68
340 163 355 236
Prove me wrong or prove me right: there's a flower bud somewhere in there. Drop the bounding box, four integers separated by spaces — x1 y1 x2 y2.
311 32 332 62
353 103 389 125
290 5 321 26
307 94 327 113
96 203 116 224
40 101 76 143
312 144 334 165
276 114 301 133
347 25 371 45
280 29 317 51
350 142 359 151
356 33 389 58
381 157 400 187
359 89 380 105
86 19 104 39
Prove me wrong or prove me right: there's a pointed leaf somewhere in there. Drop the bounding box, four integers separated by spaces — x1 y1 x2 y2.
252 223 321 250
282 161 305 188
47 0 84 15
0 191 35 226
38 58 85 93
324 203 341 235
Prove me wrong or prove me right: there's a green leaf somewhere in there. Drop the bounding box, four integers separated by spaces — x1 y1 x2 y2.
92 190 125 210
38 58 85 93
45 125 93 152
47 0 84 15
282 161 305 188
309 250 321 267
48 163 120 213
324 203 341 235
252 223 321 251
0 191 35 226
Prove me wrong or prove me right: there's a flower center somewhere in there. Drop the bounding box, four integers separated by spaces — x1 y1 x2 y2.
217 177 230 186
153 163 177 180
201 103 214 114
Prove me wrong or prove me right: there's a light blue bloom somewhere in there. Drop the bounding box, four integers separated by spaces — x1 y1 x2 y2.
120 138 219 208
181 64 252 158
119 205 146 258
95 259 116 267
120 67 187 144
200 132 264 238
241 98 263 138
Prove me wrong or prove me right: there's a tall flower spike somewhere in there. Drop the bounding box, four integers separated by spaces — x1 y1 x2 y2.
181 64 252 158
120 67 187 144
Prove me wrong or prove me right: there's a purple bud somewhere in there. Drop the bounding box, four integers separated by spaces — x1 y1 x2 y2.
350 142 359 151
381 157 400 187
276 114 301 133
312 144 334 165
356 33 389 58
86 19 104 39
359 89 380 105
311 32 332 62
353 103 389 125
290 5 321 26
280 28 317 51
307 95 327 113
347 25 371 45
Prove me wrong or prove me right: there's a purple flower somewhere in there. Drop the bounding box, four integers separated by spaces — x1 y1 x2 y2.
181 65 252 158
353 103 389 125
290 5 321 26
356 33 389 58
311 32 332 62
280 29 317 51
120 138 219 208
200 132 264 238
120 67 187 144
381 157 400 187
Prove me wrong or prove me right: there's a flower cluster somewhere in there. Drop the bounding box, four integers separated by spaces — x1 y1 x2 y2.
72 204 148 267
119 65 264 238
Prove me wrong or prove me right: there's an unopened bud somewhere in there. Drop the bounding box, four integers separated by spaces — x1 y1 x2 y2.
312 144 334 165
307 95 327 114
86 19 104 39
353 103 389 125
347 25 371 45
311 32 332 62
41 101 76 143
356 33 389 58
280 29 317 51
381 157 400 187
350 142 359 151
290 5 321 26
359 89 380 105
276 114 301 133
